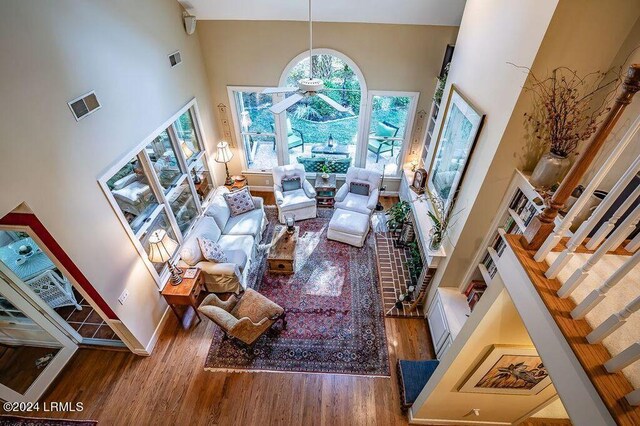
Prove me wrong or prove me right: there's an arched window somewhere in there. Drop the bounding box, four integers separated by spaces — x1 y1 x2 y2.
280 50 366 173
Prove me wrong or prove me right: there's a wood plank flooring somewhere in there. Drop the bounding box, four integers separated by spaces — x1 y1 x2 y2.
4 194 435 425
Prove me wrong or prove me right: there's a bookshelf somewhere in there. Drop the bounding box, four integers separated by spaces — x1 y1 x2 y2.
459 170 570 302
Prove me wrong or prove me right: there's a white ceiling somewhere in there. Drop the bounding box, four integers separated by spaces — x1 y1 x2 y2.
178 0 466 26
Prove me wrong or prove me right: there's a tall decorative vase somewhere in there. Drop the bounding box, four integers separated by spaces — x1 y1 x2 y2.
428 228 442 251
530 152 571 188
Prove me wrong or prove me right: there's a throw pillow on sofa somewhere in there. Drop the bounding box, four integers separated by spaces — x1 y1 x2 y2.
197 237 228 263
281 176 302 192
223 188 255 217
349 182 370 196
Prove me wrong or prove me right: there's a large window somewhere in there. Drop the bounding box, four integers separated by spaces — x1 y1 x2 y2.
229 50 419 178
101 100 214 286
233 91 278 172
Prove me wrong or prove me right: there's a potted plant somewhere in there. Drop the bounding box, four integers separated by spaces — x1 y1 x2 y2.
320 160 334 179
433 63 450 109
385 200 410 234
422 188 455 251
520 66 620 188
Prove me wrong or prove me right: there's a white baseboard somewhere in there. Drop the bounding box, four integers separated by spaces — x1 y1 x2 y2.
136 306 171 356
248 185 273 192
381 190 399 197
409 411 511 426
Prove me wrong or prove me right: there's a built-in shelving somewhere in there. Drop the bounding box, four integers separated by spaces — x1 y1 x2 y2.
462 170 570 298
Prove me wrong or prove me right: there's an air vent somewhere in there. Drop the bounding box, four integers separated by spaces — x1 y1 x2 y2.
169 51 182 67
68 91 101 121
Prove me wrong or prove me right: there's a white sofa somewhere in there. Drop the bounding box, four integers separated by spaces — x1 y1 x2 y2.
178 187 266 293
328 167 382 247
272 164 317 224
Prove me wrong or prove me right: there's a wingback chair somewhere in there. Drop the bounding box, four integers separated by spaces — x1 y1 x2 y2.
198 289 286 346
272 164 317 223
334 167 382 215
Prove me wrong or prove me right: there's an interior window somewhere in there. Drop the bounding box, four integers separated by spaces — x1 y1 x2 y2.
106 156 159 234
167 178 198 234
146 130 183 193
174 110 201 164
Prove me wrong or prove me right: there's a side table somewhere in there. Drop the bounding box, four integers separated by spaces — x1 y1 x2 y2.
161 268 204 328
314 174 337 208
225 176 247 192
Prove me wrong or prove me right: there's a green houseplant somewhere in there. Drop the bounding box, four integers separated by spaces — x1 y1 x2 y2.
385 200 410 233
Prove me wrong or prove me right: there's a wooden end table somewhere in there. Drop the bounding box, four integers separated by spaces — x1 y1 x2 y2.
225 176 247 192
161 268 204 328
314 174 337 208
267 225 299 275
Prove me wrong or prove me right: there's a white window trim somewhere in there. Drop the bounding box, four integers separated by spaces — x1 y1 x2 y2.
98 98 215 289
361 90 420 178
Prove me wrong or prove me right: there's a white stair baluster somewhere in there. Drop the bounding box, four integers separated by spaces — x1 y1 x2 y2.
625 232 640 252
626 388 640 406
546 153 640 279
557 203 640 298
535 115 640 262
573 251 640 319
604 342 640 372
585 185 640 250
586 294 640 343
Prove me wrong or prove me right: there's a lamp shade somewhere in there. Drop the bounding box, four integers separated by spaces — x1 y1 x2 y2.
147 230 178 263
180 141 194 159
215 141 233 163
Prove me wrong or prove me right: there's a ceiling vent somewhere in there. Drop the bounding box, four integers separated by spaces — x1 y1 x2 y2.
169 51 182 67
68 91 101 121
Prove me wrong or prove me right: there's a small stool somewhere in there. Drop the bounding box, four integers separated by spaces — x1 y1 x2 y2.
327 208 370 247
396 359 440 411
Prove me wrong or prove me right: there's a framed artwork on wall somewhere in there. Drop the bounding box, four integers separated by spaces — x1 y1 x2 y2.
428 85 484 211
459 345 551 395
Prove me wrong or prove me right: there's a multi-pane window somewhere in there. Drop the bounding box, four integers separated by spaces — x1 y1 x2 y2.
229 54 418 176
233 91 278 172
102 102 213 286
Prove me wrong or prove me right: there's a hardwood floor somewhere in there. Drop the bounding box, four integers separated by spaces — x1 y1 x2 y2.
7 193 434 425
32 315 432 425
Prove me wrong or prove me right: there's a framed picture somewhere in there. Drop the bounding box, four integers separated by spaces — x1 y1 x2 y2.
428 85 485 211
459 345 551 395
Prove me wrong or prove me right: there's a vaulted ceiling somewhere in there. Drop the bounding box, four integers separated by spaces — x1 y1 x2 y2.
178 0 466 26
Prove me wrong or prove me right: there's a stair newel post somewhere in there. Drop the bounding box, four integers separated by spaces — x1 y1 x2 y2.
522 64 640 250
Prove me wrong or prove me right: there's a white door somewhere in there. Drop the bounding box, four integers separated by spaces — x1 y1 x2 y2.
0 274 77 402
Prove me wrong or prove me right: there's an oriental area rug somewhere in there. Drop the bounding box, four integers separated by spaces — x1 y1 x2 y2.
204 207 390 376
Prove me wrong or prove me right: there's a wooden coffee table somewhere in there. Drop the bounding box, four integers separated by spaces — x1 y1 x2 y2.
267 225 299 275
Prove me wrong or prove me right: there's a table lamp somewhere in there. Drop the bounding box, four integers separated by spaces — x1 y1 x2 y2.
215 141 234 186
148 229 182 285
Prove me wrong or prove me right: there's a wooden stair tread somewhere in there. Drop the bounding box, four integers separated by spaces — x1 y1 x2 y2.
506 234 640 426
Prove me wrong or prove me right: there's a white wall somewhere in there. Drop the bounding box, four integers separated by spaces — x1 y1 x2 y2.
421 0 559 296
0 0 219 349
428 0 640 296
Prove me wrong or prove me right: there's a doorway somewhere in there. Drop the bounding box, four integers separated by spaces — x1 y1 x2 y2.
0 274 77 402
0 228 125 348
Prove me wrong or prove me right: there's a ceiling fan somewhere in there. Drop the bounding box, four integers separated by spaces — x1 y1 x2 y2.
263 0 350 115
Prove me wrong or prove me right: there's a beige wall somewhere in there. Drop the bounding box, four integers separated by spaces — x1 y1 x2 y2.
430 0 640 295
414 287 560 423
196 20 458 189
0 0 219 349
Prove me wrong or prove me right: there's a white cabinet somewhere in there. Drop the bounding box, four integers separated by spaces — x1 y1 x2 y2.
427 288 469 359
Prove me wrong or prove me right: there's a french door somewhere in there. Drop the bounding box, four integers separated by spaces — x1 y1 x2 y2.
0 271 77 402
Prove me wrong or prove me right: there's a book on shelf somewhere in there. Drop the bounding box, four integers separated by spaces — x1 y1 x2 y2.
464 280 487 298
468 290 484 311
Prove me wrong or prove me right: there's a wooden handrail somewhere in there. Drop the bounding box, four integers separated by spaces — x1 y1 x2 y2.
523 64 640 249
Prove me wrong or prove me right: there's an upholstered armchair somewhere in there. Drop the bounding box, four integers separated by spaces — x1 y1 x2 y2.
334 167 382 215
272 164 317 223
198 289 286 346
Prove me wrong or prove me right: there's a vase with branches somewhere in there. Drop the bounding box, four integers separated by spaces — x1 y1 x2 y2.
514 64 621 188
422 187 456 251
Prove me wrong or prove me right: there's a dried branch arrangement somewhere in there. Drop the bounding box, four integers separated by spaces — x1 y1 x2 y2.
513 64 622 158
